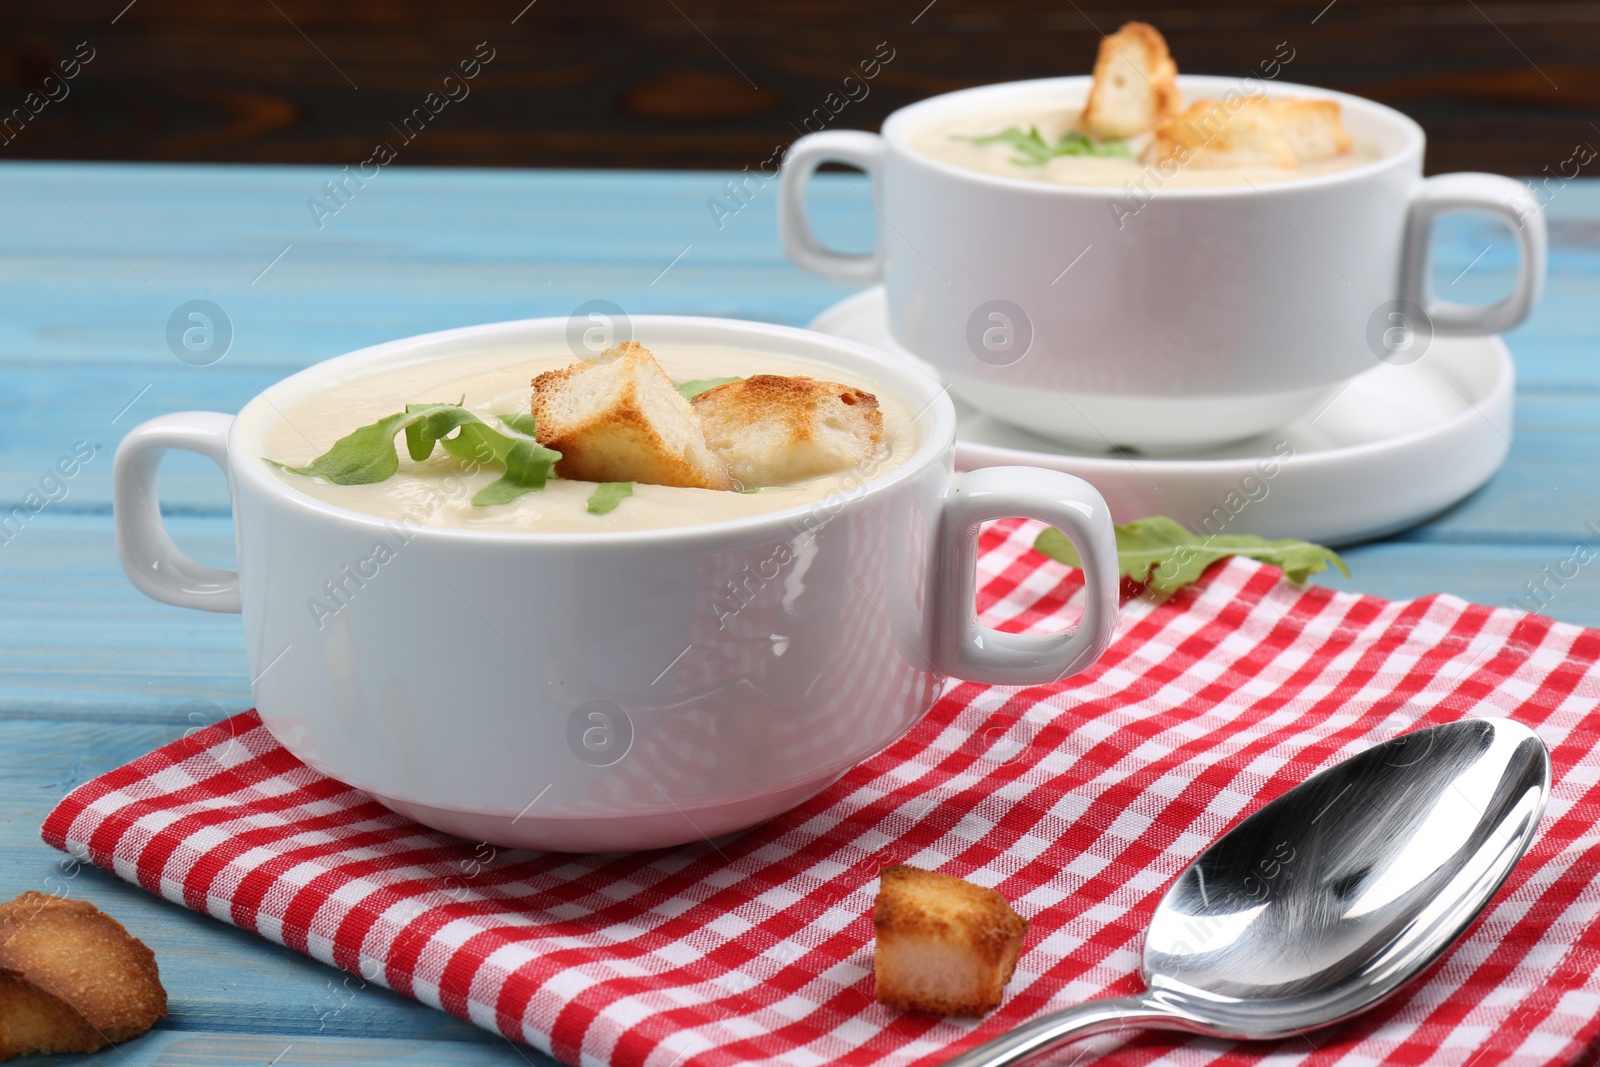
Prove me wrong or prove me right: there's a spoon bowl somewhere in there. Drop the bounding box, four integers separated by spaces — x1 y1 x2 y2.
946 717 1550 1066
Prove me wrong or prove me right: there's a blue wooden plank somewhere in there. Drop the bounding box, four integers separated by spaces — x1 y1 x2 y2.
0 163 1578 374
27 1031 539 1066
0 164 869 372
1322 541 1600 625
0 515 247 716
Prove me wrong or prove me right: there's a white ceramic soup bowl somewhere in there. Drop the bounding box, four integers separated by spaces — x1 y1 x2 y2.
780 75 1547 451
112 316 1119 853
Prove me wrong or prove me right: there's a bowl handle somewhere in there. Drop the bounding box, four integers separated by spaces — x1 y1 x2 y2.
779 130 887 283
936 466 1118 685
113 412 242 613
1400 172 1547 337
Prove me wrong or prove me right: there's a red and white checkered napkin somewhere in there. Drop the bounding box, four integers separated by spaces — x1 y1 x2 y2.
42 519 1600 1067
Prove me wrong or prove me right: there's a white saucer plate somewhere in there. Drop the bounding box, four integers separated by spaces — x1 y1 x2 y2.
810 287 1514 546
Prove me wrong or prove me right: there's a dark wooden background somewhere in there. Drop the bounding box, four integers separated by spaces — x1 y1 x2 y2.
2 0 1597 175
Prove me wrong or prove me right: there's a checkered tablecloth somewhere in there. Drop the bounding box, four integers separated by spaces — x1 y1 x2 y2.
42 518 1600 1066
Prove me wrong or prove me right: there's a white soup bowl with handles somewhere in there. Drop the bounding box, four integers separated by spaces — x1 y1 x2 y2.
112 316 1119 852
779 75 1547 451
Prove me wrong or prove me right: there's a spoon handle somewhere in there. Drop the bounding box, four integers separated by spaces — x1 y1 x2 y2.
940 994 1179 1067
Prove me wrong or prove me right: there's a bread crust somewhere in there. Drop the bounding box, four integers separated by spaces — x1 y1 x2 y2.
531 341 732 491
0 892 167 1060
692 375 882 490
1146 96 1351 169
872 864 1027 1016
1080 21 1180 139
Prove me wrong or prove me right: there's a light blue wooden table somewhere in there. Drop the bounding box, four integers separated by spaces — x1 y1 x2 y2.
0 162 1594 1064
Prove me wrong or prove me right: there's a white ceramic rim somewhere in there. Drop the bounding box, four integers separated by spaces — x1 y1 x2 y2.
231 315 956 546
880 74 1427 198
809 286 1513 477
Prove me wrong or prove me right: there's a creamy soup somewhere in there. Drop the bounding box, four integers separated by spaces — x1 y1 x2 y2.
910 99 1378 188
257 343 918 533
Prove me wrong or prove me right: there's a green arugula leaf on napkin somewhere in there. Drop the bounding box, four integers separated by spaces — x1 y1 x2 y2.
954 125 1132 166
1035 516 1348 595
675 376 743 400
269 404 561 507
586 482 634 515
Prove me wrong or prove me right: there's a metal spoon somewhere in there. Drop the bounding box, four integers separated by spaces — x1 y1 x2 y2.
946 717 1550 1067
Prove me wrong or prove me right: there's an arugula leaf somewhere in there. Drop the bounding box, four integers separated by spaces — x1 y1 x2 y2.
470 434 562 505
270 403 561 506
268 411 415 484
439 415 537 465
1034 516 1348 595
498 412 539 437
954 125 1132 166
404 403 482 462
675 377 742 400
586 482 634 515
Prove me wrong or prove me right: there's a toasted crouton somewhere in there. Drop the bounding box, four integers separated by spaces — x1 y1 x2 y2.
1148 98 1296 168
531 341 731 490
872 865 1027 1016
1147 97 1351 169
1080 22 1180 139
0 892 167 1060
1271 98 1353 163
691 375 883 490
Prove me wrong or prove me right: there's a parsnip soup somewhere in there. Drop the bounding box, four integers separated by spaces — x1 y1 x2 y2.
259 343 917 534
910 98 1377 189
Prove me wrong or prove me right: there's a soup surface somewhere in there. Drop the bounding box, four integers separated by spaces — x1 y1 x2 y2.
257 343 919 533
909 98 1378 188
